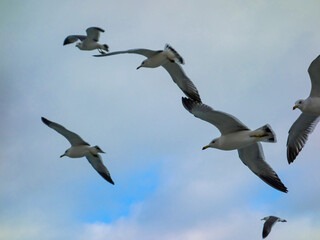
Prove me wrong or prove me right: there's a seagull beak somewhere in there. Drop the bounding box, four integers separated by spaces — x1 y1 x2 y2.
136 65 141 70
60 154 66 158
101 150 105 154
293 105 298 110
202 145 210 150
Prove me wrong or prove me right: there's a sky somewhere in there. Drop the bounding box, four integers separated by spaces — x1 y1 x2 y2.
1 0 320 239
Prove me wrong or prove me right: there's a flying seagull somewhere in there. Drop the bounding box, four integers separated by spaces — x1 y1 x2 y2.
261 216 286 239
41 117 114 185
182 97 287 193
94 44 201 102
63 27 109 53
287 55 320 163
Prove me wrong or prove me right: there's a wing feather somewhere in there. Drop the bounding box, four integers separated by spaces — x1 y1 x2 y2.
86 154 114 185
41 117 89 146
238 143 288 193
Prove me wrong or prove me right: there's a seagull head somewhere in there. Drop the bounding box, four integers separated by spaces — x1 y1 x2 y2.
75 42 82 49
137 60 147 70
293 99 305 110
261 217 268 221
202 139 218 150
94 145 105 153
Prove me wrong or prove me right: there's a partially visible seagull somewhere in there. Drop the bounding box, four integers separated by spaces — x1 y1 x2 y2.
41 117 114 185
182 97 287 193
94 44 201 102
261 216 286 239
63 27 109 53
287 55 320 163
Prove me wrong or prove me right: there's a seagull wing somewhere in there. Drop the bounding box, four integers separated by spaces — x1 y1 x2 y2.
63 35 86 45
86 27 105 41
86 154 114 185
182 97 249 135
162 62 201 102
238 143 288 193
41 117 89 146
262 216 279 238
93 48 160 58
308 55 320 97
287 113 319 163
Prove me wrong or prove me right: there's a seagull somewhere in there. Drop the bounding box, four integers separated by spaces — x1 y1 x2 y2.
41 117 114 185
261 216 286 239
94 44 201 102
287 55 320 163
63 27 109 53
182 97 287 193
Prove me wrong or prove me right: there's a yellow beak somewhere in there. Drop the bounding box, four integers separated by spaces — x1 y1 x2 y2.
202 145 210 150
293 105 298 110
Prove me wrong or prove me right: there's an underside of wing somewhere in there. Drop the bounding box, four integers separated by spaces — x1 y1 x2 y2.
308 55 320 97
287 113 319 163
182 97 249 135
86 154 114 185
263 216 278 238
162 62 201 102
93 48 159 58
238 143 288 193
86 27 104 41
63 35 86 45
41 117 90 146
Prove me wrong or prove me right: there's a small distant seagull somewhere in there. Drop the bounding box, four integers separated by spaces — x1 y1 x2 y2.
63 27 109 54
182 97 287 193
261 216 286 239
41 117 114 185
94 44 201 102
287 55 320 163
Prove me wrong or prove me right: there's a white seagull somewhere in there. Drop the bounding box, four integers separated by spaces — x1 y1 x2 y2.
94 44 201 102
63 27 109 53
261 216 286 239
287 55 320 163
41 117 114 185
182 97 287 193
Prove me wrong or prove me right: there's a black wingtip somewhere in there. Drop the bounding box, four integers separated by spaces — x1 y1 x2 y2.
182 97 195 112
63 38 71 45
41 117 51 126
259 174 288 193
92 27 105 32
287 147 298 164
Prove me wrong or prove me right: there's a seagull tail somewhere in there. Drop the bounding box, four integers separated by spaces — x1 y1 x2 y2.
251 124 277 143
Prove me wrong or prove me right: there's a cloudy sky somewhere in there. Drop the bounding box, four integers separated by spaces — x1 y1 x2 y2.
1 0 320 239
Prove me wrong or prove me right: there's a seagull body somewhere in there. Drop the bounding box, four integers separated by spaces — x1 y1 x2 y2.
94 44 201 102
261 216 286 239
287 55 320 163
41 117 114 185
182 97 287 193
63 27 109 53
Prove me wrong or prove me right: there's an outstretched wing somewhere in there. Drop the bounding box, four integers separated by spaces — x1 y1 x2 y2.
93 48 160 58
86 154 114 185
63 35 86 45
163 62 201 102
41 117 89 146
86 27 105 42
238 143 288 193
262 216 279 238
287 113 319 163
308 55 320 97
182 97 249 135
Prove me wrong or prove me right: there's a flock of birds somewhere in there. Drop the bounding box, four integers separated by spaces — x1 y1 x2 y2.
41 27 320 239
